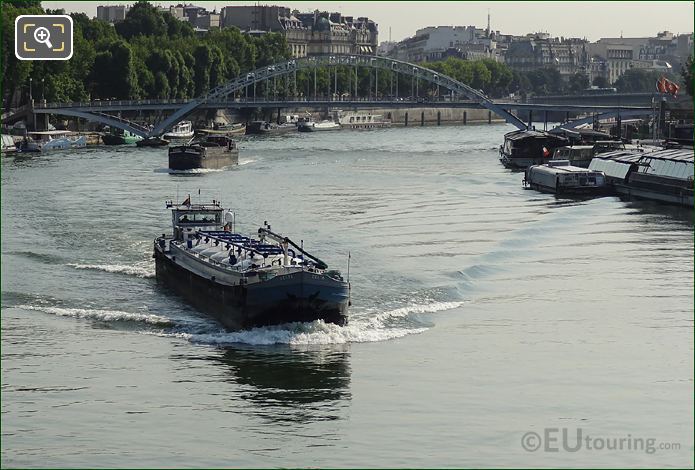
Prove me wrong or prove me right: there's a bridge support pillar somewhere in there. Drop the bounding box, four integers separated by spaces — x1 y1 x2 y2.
616 113 622 141
421 111 425 126
277 107 281 124
544 110 548 131
404 112 408 127
488 110 492 124
528 110 533 130
463 111 467 125
437 111 441 126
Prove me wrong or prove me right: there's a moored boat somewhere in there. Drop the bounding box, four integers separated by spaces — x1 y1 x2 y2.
196 123 246 136
17 131 86 152
102 128 143 145
333 110 391 129
524 160 607 195
168 135 239 170
1 134 17 154
163 121 195 140
153 199 350 330
297 120 341 132
589 146 694 207
136 136 170 147
499 129 569 169
245 121 297 135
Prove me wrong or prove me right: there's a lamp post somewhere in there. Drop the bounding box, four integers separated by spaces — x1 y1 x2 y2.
41 78 45 103
29 77 33 103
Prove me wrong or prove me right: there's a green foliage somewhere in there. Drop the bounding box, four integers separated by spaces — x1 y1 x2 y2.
2 1 295 104
567 72 590 94
613 68 673 93
592 76 610 88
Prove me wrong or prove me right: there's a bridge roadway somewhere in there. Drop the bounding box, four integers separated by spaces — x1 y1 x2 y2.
26 97 653 114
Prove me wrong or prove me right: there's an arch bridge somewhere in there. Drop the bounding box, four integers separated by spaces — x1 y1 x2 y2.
9 54 653 137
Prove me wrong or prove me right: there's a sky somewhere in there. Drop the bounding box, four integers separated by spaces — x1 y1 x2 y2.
41 1 694 43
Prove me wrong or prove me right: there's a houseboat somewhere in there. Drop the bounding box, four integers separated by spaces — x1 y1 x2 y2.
499 129 569 169
524 160 607 195
153 199 350 330
16 131 86 152
589 146 694 207
333 111 391 129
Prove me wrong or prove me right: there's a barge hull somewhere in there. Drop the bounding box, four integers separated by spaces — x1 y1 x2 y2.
154 248 348 330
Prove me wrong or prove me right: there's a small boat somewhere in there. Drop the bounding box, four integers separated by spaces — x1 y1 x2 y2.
1 134 17 154
168 135 239 170
499 129 569 169
333 111 391 129
153 199 350 330
136 137 170 147
163 121 195 140
196 123 246 136
102 128 143 145
17 131 86 152
524 160 607 195
298 120 341 132
245 121 297 135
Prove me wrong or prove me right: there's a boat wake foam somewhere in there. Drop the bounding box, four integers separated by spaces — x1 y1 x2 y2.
153 168 225 174
67 263 155 278
17 304 172 325
151 301 463 346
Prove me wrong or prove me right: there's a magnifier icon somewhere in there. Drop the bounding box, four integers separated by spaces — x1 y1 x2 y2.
33 27 53 49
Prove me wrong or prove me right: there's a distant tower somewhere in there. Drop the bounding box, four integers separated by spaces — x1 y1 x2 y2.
486 9 490 37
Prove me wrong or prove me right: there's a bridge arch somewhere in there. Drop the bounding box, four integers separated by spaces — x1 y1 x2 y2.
149 54 528 136
32 108 151 137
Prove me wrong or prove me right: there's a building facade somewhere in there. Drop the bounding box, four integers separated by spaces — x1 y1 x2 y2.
220 6 378 58
96 5 128 23
387 24 500 63
504 34 589 78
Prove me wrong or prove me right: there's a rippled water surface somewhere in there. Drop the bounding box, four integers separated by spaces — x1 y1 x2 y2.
2 124 693 467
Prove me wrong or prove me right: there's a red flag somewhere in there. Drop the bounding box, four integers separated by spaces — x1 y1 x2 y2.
656 76 667 93
543 146 550 158
657 76 680 97
665 79 680 97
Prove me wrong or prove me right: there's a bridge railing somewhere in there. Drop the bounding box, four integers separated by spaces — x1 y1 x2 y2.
34 95 479 109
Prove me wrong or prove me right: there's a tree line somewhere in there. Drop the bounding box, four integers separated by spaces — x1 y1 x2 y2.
2 1 290 107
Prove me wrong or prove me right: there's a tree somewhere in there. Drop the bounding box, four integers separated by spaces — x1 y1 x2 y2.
567 72 590 94
193 44 212 96
115 1 166 39
90 40 138 99
592 75 610 88
614 68 665 93
681 55 693 97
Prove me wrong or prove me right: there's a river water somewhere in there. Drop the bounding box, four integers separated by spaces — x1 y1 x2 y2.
1 124 693 468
